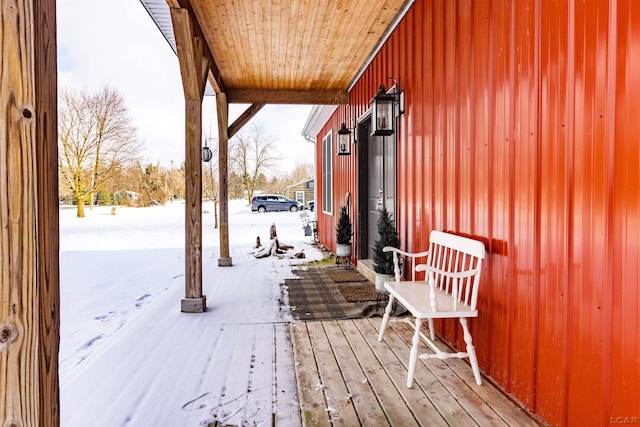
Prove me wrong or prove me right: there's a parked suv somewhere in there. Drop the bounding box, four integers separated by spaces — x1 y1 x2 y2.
251 195 303 213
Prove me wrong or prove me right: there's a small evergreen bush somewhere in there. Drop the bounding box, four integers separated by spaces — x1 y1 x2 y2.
373 207 400 275
336 205 353 244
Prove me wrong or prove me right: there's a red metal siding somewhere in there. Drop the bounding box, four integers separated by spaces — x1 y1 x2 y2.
314 0 640 424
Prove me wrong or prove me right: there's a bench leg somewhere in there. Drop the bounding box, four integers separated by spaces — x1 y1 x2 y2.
428 318 435 341
378 294 395 342
407 317 422 388
460 317 482 385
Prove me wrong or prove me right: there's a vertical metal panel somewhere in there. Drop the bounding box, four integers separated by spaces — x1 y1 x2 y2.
565 2 608 422
510 0 539 407
314 0 640 425
537 2 572 421
607 0 640 421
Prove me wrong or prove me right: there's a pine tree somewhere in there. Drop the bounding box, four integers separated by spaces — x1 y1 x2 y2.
373 207 400 274
336 205 352 244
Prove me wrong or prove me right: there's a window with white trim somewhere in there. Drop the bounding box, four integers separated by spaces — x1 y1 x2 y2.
322 131 333 214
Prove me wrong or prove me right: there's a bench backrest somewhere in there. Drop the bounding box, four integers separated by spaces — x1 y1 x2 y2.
424 230 486 310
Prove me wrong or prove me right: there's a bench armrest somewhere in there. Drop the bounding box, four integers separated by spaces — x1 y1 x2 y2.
382 246 431 259
383 246 431 281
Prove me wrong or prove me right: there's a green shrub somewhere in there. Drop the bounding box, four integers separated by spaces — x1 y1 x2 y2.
373 207 400 275
336 205 353 244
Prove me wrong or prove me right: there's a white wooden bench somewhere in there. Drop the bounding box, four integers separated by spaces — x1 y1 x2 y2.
377 230 486 387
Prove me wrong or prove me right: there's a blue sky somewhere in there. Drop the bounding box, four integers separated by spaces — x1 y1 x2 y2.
56 0 315 172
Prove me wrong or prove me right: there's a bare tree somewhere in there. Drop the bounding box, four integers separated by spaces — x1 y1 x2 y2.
58 86 142 217
229 125 280 204
289 162 314 184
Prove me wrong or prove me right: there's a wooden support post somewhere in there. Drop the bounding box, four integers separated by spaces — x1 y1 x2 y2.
182 96 207 312
34 0 61 423
171 7 210 312
1 0 59 424
217 92 232 266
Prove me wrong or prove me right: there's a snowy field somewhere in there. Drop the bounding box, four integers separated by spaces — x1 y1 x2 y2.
59 200 322 426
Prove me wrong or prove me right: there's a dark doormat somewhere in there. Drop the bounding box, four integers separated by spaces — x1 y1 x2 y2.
337 284 380 302
284 266 403 321
325 269 368 283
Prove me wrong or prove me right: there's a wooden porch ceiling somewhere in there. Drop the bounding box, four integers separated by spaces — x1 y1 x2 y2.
140 0 411 104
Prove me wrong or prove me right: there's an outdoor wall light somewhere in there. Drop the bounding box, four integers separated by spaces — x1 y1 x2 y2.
337 121 355 156
202 142 213 162
369 78 404 136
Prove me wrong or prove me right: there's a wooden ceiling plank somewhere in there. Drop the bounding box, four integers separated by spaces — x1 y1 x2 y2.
244 1 262 87
296 1 322 90
200 1 239 86
276 0 290 87
336 0 383 83
307 1 334 88
287 0 306 88
228 103 265 138
263 1 275 87
227 88 348 105
176 0 407 93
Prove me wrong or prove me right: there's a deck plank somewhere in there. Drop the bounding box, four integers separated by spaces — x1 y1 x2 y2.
215 324 263 424
274 322 302 427
321 320 389 425
387 319 534 426
353 319 452 427
306 321 361 425
290 322 331 426
289 316 538 427
338 319 420 426
421 330 539 426
245 323 277 424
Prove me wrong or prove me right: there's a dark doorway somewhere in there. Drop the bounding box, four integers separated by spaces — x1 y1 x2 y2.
357 116 396 261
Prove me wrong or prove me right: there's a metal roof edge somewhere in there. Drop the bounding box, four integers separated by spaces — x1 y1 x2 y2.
301 105 338 142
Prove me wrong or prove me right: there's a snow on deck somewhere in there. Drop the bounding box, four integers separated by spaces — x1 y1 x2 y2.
59 200 320 426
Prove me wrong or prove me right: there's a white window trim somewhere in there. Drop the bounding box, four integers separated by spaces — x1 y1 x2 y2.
322 131 333 214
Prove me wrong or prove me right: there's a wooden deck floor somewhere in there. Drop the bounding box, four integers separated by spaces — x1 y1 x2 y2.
290 317 538 426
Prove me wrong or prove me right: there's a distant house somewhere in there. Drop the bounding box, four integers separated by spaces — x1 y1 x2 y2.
283 178 314 206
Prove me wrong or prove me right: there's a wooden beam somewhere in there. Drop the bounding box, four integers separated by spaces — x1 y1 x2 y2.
228 103 265 139
171 8 210 100
227 88 349 105
171 6 210 312
207 61 225 94
217 93 232 266
168 0 225 94
1 0 43 423
34 0 60 424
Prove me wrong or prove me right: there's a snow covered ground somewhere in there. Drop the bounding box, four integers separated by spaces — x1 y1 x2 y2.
59 200 322 426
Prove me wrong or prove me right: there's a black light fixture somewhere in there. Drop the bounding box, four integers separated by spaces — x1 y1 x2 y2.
337 122 352 156
369 78 403 136
202 140 213 162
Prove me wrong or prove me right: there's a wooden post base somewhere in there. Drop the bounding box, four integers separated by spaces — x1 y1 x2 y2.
218 257 233 267
181 297 206 313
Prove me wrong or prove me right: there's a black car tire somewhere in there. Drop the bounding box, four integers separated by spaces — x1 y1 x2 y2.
290 206 298 212
258 206 266 213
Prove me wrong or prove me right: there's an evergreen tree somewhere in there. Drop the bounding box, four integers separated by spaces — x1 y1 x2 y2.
336 205 352 244
373 207 400 274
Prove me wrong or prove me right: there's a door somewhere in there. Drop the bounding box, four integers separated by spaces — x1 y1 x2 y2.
357 116 396 261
